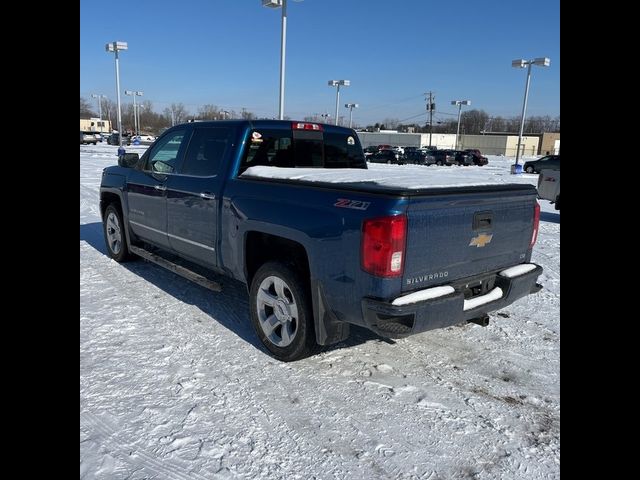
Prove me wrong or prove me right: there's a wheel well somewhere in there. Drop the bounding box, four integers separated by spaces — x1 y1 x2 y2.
245 232 310 287
100 192 122 218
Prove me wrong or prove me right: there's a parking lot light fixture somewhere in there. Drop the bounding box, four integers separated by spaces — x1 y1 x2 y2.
512 57 550 171
344 103 359 128
263 0 289 120
329 80 350 125
451 100 471 150
105 41 128 146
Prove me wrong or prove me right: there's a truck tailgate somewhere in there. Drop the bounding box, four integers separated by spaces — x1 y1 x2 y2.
402 188 536 292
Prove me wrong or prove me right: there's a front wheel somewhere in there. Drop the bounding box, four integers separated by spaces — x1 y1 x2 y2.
250 261 317 361
436 160 443 166
103 204 132 262
526 166 534 173
555 195 560 210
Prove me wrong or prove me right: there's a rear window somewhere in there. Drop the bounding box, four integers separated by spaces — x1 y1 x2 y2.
239 128 366 173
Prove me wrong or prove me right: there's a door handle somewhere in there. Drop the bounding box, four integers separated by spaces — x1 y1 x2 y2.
154 184 167 191
200 192 216 200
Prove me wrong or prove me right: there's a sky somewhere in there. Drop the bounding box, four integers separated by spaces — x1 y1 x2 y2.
80 0 560 126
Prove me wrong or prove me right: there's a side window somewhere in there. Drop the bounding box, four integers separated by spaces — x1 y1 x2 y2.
145 130 186 174
181 127 231 177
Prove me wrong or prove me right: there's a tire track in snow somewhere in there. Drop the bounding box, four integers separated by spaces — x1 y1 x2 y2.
80 411 214 480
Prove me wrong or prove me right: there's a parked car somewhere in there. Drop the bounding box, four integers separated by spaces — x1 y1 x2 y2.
368 149 401 164
363 146 379 158
131 134 156 146
404 150 436 166
464 149 489 166
523 155 560 174
80 131 97 145
450 150 473 166
107 133 131 146
431 150 457 166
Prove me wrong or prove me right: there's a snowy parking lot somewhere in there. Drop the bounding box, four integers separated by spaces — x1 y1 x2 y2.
80 144 559 479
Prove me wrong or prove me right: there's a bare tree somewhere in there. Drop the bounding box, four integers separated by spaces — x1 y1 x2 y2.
460 109 489 135
172 103 189 124
381 118 400 129
489 116 506 132
197 104 220 120
101 99 117 132
241 109 256 120
80 96 96 118
138 100 155 132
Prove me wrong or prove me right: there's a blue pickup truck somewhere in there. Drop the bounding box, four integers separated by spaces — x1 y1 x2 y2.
100 120 542 361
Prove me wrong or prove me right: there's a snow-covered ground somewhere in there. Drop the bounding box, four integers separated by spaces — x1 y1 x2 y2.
80 144 559 479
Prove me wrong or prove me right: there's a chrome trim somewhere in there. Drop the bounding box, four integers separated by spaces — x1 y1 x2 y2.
129 221 166 236
168 233 216 251
129 221 216 252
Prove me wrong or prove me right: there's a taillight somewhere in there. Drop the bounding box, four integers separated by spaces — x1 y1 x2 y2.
292 122 323 131
361 215 407 277
530 201 540 248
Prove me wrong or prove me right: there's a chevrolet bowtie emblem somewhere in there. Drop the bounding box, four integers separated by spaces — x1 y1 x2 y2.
469 233 493 248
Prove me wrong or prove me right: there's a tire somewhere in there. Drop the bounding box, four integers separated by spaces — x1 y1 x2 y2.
103 204 132 262
249 261 317 361
555 195 560 210
526 166 534 173
436 160 443 166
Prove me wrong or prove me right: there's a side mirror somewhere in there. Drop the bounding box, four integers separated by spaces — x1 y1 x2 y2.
118 152 139 168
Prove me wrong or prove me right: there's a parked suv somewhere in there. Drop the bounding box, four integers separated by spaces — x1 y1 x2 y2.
404 150 436 166
464 149 489 166
368 149 401 164
523 155 560 174
432 150 457 166
107 133 131 146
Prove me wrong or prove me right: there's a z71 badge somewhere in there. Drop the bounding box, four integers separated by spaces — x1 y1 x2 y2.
334 198 371 210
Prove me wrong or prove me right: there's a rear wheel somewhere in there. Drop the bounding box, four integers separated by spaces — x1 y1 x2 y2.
555 195 560 210
250 262 317 361
103 204 132 262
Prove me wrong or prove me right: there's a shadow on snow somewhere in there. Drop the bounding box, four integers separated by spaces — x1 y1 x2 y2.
80 222 385 359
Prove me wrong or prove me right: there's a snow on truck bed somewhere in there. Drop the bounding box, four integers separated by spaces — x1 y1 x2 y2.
242 163 537 189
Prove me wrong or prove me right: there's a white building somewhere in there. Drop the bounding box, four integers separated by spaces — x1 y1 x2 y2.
80 118 111 133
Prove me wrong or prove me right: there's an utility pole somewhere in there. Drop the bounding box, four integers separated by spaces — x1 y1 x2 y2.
424 91 435 147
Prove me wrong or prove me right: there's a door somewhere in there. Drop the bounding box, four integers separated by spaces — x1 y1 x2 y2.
126 128 189 249
166 127 234 267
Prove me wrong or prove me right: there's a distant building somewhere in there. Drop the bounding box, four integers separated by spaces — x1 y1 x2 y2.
80 118 111 133
538 132 560 155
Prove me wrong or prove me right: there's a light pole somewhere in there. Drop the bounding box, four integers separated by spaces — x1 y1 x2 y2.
221 110 230 120
344 103 359 128
262 0 290 120
124 90 144 135
511 57 550 171
105 41 128 146
328 80 350 125
90 94 106 135
451 100 471 150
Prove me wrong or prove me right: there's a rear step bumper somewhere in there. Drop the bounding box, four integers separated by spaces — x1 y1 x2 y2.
361 263 542 338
